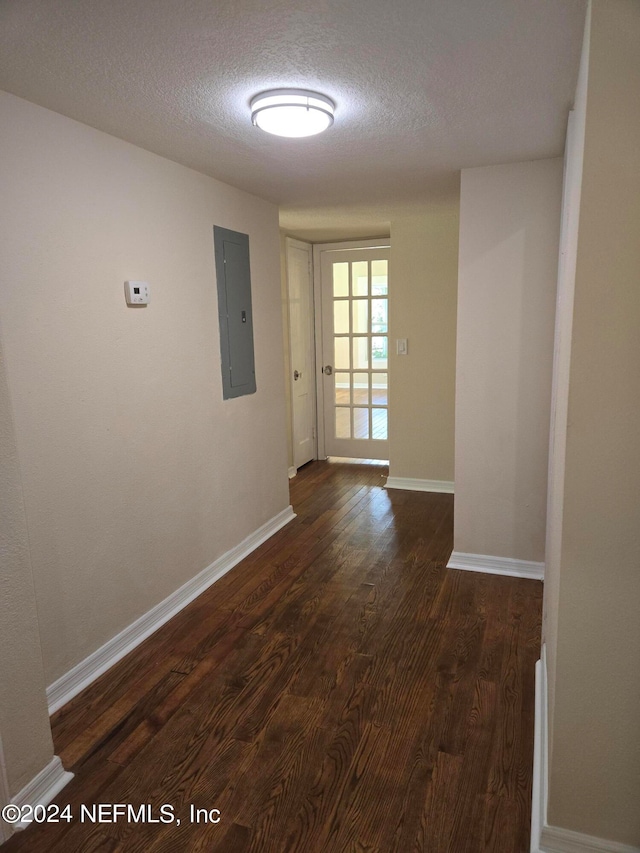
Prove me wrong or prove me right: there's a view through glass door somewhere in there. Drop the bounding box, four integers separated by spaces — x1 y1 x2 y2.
319 245 390 460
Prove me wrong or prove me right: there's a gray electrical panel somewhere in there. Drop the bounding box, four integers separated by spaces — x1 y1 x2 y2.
213 226 256 399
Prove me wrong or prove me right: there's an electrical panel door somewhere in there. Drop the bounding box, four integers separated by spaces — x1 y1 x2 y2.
214 226 256 399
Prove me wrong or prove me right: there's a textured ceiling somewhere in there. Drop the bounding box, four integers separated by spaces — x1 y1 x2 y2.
0 0 586 238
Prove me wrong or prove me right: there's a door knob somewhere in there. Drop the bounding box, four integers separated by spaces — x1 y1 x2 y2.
323 365 333 376
293 370 301 380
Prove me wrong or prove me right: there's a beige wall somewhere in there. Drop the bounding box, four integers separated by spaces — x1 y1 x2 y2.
388 203 459 482
454 160 562 563
0 336 54 796
546 0 640 844
0 92 290 686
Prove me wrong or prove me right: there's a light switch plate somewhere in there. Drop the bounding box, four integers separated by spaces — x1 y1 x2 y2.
124 280 150 305
397 338 408 355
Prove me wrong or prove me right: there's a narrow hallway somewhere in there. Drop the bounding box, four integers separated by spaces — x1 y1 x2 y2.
5 461 541 852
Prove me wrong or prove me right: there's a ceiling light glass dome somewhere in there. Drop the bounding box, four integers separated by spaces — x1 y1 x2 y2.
250 89 335 138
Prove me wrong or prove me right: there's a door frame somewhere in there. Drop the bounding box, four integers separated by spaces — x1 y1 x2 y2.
312 238 391 460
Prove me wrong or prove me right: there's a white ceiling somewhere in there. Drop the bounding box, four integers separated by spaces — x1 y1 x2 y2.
0 0 586 240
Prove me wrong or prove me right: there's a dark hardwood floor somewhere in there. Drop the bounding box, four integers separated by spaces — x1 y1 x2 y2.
5 460 542 852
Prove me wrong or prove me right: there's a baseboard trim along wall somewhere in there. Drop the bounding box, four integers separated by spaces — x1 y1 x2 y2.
539 827 640 853
531 647 640 853
12 756 74 831
288 466 297 479
0 736 13 843
384 477 455 494
46 505 297 715
447 551 545 580
531 648 549 851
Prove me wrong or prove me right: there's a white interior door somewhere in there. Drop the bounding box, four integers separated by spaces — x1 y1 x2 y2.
318 244 390 460
286 238 316 470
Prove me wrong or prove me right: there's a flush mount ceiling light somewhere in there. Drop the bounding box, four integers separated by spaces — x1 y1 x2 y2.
250 89 335 138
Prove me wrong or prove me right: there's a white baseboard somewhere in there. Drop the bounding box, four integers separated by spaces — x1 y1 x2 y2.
12 756 74 831
531 647 640 853
384 476 454 494
447 551 545 580
288 466 297 479
46 506 296 715
0 735 11 843
539 827 640 853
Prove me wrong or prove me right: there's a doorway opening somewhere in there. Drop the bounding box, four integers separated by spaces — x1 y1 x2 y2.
285 238 391 476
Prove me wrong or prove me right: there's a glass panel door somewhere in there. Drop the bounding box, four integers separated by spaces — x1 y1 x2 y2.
320 246 390 459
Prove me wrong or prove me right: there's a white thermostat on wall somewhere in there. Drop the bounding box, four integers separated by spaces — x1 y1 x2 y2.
124 280 150 305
